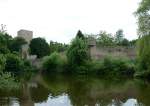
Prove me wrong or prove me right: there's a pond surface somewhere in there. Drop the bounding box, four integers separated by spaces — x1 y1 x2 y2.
0 74 150 106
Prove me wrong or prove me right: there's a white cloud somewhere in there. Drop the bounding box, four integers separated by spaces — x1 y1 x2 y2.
0 0 141 43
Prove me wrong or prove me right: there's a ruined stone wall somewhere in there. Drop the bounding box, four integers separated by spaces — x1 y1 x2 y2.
90 46 136 60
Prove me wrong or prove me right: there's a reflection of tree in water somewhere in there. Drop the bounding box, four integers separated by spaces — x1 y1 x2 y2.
0 90 21 106
30 83 49 103
1 74 150 106
40 75 148 106
134 80 150 106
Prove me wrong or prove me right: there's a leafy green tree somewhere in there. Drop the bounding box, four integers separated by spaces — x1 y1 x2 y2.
0 32 12 47
49 41 68 53
0 46 10 54
97 31 114 46
9 37 27 52
67 36 89 72
135 0 150 78
138 36 150 70
136 0 150 37
76 30 85 39
4 54 23 75
0 54 6 72
30 37 50 58
115 29 124 45
43 52 67 73
129 39 137 47
121 38 130 46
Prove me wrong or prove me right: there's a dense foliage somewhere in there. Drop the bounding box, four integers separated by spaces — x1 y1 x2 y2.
42 52 67 73
93 30 136 47
4 54 24 76
97 31 115 46
97 57 135 77
49 41 68 53
9 37 27 52
0 54 6 72
30 37 50 58
67 36 89 73
135 0 150 78
0 72 20 90
76 30 85 40
0 32 12 47
0 32 35 90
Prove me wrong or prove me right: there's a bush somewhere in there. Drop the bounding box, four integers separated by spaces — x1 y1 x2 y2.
0 46 10 54
0 54 6 72
96 57 135 77
137 36 150 72
134 71 150 79
9 37 27 52
4 54 24 76
42 52 67 73
0 72 20 90
67 37 89 73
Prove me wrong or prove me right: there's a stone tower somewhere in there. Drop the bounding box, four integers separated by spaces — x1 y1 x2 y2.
88 37 97 59
17 29 33 44
17 29 33 59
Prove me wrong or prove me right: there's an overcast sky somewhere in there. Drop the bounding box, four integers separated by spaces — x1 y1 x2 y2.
0 0 141 43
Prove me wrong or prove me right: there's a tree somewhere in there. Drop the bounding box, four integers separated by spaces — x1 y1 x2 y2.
0 24 7 34
76 30 85 39
30 37 50 58
0 46 10 54
49 41 68 53
135 0 150 77
9 37 27 52
130 39 137 47
67 36 89 71
0 32 12 47
97 31 115 46
121 39 130 46
136 0 150 37
115 29 124 45
4 54 23 76
0 54 6 72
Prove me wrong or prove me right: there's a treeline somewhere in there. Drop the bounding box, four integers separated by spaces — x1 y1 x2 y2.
86 29 137 47
42 30 136 78
135 0 150 79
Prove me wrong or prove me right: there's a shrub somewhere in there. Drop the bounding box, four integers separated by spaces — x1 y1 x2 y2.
67 37 89 73
4 53 24 76
42 52 67 73
0 46 10 54
134 71 150 79
0 72 20 90
0 54 6 72
9 37 27 52
96 57 135 77
137 36 150 72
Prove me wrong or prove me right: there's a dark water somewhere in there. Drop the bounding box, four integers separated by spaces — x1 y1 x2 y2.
0 74 150 106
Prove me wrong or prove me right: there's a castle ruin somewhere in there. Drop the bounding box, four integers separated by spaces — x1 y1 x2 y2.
17 29 36 59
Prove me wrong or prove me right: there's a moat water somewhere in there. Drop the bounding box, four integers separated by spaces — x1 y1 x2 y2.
0 74 150 106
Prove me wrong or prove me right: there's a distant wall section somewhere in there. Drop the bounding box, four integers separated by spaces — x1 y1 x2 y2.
88 38 136 60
